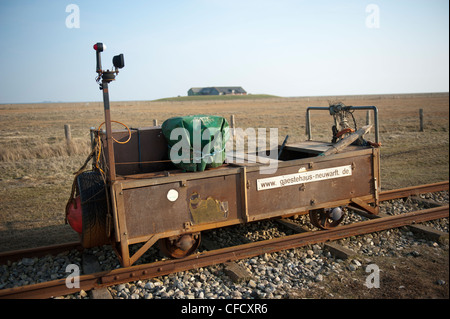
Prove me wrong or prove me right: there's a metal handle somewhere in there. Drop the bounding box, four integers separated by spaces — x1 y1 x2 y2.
306 105 379 144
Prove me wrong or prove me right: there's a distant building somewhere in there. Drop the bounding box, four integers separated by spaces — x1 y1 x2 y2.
188 86 247 96
187 88 203 96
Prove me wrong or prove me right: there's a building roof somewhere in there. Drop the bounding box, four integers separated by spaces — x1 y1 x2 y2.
189 86 247 94
213 87 247 94
188 87 203 93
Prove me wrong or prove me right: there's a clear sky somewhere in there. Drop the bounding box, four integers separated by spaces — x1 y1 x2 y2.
0 0 448 103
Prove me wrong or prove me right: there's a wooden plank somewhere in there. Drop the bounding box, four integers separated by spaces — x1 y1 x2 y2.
323 242 357 260
275 218 308 233
275 219 357 260
64 124 72 143
408 224 449 244
351 207 449 244
90 288 113 299
285 142 333 154
82 253 113 299
410 195 443 208
224 262 254 283
321 125 372 156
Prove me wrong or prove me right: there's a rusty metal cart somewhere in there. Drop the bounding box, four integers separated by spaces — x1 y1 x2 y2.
66 43 381 267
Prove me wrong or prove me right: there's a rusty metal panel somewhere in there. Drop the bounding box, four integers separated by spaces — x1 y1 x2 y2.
101 127 173 176
189 192 229 224
121 174 241 240
122 181 186 240
187 174 242 225
246 151 375 219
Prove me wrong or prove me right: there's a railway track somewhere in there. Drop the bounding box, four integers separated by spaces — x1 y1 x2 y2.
0 181 448 299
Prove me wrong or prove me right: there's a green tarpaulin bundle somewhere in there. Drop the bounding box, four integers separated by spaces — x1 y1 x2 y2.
161 115 230 172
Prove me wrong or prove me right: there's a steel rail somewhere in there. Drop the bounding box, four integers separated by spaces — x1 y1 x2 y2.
0 204 447 299
0 242 83 265
0 182 447 264
379 181 448 202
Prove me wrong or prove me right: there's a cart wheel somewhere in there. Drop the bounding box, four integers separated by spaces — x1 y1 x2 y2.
82 203 109 248
309 207 345 230
77 171 110 248
159 233 201 259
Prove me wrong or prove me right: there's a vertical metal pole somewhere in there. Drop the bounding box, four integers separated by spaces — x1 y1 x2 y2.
370 106 379 144
306 108 312 140
102 81 116 182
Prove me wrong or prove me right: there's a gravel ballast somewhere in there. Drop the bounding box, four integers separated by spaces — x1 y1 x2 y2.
0 191 448 299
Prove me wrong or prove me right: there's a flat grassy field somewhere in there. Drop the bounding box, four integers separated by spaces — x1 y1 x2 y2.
0 93 448 251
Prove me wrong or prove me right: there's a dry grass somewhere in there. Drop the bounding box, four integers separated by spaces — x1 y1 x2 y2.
0 138 90 162
0 93 448 251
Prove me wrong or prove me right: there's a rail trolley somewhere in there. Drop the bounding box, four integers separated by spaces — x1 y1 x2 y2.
65 43 381 267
